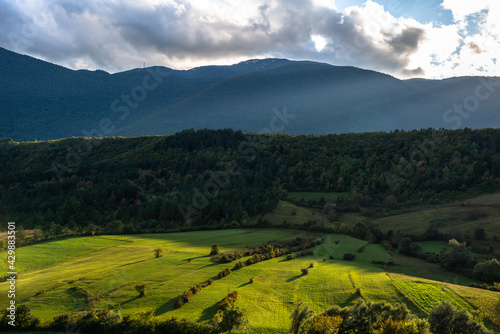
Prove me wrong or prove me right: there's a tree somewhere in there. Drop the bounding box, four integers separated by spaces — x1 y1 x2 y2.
85 223 98 235
17 226 26 244
135 284 147 297
266 245 275 258
398 237 422 256
0 305 40 330
303 315 343 334
289 301 315 334
33 229 44 241
440 244 475 273
217 307 248 333
428 301 491 334
473 259 500 283
474 227 486 240
154 248 163 258
211 244 221 255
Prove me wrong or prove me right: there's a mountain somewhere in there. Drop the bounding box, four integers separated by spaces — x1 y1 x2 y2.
1 46 499 141
117 62 452 136
0 47 289 141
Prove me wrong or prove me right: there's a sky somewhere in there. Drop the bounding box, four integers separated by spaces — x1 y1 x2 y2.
0 0 498 79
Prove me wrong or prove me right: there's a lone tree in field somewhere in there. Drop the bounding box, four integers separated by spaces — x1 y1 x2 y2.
153 248 163 258
211 244 221 255
135 284 147 297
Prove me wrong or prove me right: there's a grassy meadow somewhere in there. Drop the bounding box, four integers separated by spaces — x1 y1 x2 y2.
1 229 498 333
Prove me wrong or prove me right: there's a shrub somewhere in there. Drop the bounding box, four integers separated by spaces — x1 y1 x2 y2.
323 257 327 262
206 278 214 285
473 259 500 283
210 244 220 255
287 253 298 260
309 263 314 268
232 261 245 271
250 277 254 283
329 255 334 260
301 268 309 275
343 253 356 261
135 284 147 297
0 305 40 330
190 284 202 295
153 248 163 258
428 301 491 334
381 240 393 251
218 268 231 279
174 295 186 308
218 291 239 312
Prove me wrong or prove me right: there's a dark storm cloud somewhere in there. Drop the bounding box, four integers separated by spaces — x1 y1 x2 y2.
0 0 428 76
387 27 426 55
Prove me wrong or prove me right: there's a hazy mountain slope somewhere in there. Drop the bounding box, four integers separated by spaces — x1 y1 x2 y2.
2 46 499 141
117 62 452 136
0 47 290 141
406 77 500 130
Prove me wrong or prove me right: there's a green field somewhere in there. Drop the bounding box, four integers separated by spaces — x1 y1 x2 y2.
251 200 331 227
0 229 498 333
371 193 500 239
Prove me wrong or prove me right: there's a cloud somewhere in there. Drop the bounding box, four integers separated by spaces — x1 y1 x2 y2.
0 0 498 79
468 42 483 54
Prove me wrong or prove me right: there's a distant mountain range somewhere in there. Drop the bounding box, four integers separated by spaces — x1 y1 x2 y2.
1 46 499 141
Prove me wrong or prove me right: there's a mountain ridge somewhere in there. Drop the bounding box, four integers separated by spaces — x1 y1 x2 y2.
1 46 499 141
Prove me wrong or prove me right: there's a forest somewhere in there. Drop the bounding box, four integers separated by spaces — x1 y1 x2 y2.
1 127 500 234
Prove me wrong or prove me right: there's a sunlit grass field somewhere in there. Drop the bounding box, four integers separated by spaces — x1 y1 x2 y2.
0 229 497 333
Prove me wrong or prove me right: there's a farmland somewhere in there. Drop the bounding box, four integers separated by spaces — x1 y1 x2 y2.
1 229 498 333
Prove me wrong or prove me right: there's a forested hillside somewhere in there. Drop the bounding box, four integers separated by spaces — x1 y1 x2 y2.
1 128 499 233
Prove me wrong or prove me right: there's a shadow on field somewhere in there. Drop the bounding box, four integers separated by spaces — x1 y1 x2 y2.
119 259 150 267
155 297 178 316
199 303 219 322
340 292 362 307
238 281 251 288
189 255 211 260
286 275 302 283
120 295 141 306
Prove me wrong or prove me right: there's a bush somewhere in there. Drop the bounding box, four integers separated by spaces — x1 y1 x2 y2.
381 240 393 251
232 261 245 271
190 284 202 295
473 259 500 283
135 284 147 297
287 253 298 260
329 255 334 260
218 291 239 312
218 268 231 279
206 278 214 285
309 263 314 268
0 305 40 330
153 248 163 258
301 268 309 275
250 277 254 283
210 244 221 255
343 253 356 261
428 301 491 334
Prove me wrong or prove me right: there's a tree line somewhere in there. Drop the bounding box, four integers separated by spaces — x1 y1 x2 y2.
1 128 500 232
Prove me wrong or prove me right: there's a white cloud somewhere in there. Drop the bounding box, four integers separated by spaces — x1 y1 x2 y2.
0 0 498 79
311 34 328 51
